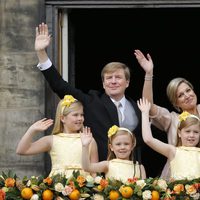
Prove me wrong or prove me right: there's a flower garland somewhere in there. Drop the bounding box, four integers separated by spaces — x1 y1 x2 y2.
1 170 200 200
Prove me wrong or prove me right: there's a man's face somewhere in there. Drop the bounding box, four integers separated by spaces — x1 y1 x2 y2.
103 68 129 99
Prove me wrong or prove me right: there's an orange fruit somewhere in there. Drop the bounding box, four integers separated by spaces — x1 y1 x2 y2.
21 187 33 199
109 190 120 200
119 186 133 198
69 189 80 200
42 189 54 200
151 190 160 200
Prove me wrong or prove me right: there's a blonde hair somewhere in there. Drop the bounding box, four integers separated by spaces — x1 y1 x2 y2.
101 62 131 81
51 98 83 135
107 128 136 161
176 116 200 147
166 77 194 112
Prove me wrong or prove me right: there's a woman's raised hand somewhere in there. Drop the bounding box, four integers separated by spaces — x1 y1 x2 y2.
134 49 153 73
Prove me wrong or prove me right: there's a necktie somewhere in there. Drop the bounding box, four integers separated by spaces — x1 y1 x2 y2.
114 101 122 125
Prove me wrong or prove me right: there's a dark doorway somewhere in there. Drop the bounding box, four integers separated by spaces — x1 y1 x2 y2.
67 8 200 177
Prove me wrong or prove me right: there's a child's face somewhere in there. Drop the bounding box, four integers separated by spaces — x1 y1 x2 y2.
179 124 200 147
61 108 84 132
109 133 134 160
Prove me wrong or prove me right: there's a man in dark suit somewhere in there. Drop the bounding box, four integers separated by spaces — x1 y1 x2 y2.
35 23 144 169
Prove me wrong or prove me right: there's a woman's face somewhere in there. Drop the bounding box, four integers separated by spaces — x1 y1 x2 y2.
176 82 197 111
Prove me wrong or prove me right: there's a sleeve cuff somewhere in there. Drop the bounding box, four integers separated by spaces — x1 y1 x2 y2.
37 58 52 71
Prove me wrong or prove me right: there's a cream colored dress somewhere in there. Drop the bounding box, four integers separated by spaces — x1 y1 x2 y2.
49 133 90 178
105 159 141 183
170 146 200 180
150 104 200 179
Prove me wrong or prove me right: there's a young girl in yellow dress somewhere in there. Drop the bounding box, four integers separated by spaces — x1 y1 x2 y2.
138 97 200 180
80 125 146 183
16 95 98 178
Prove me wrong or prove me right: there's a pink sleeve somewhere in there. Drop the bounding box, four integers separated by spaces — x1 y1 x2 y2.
150 106 172 132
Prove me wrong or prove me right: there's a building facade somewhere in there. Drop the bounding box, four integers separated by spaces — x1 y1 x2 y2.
1 0 200 178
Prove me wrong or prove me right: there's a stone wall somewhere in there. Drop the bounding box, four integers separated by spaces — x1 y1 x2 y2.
0 0 46 178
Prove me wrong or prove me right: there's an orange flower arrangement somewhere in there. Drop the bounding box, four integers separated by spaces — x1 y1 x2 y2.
173 183 185 194
43 177 53 185
1 170 200 199
0 189 5 200
4 178 15 187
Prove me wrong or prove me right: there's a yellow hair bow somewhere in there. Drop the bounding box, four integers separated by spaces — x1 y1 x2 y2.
61 95 77 107
178 111 200 123
108 125 119 138
108 125 133 138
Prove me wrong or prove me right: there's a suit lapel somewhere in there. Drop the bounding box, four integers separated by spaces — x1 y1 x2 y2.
101 94 119 125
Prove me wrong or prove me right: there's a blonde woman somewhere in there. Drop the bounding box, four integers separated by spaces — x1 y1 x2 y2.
134 49 200 179
16 95 98 178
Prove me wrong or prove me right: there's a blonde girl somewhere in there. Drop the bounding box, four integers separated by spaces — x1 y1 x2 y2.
16 95 98 177
138 97 200 180
80 125 146 183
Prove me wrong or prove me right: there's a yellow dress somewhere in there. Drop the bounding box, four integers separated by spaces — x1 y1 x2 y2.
170 146 200 180
105 159 141 183
49 133 90 178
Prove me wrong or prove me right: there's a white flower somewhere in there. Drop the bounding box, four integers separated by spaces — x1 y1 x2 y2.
185 184 197 195
94 176 102 184
30 194 39 200
93 194 104 200
136 179 146 189
86 175 94 184
157 179 168 191
142 190 152 200
2 187 8 192
190 192 200 200
54 182 64 192
26 180 31 187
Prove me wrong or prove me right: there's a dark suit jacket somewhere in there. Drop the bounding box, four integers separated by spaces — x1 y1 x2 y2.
42 65 144 162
